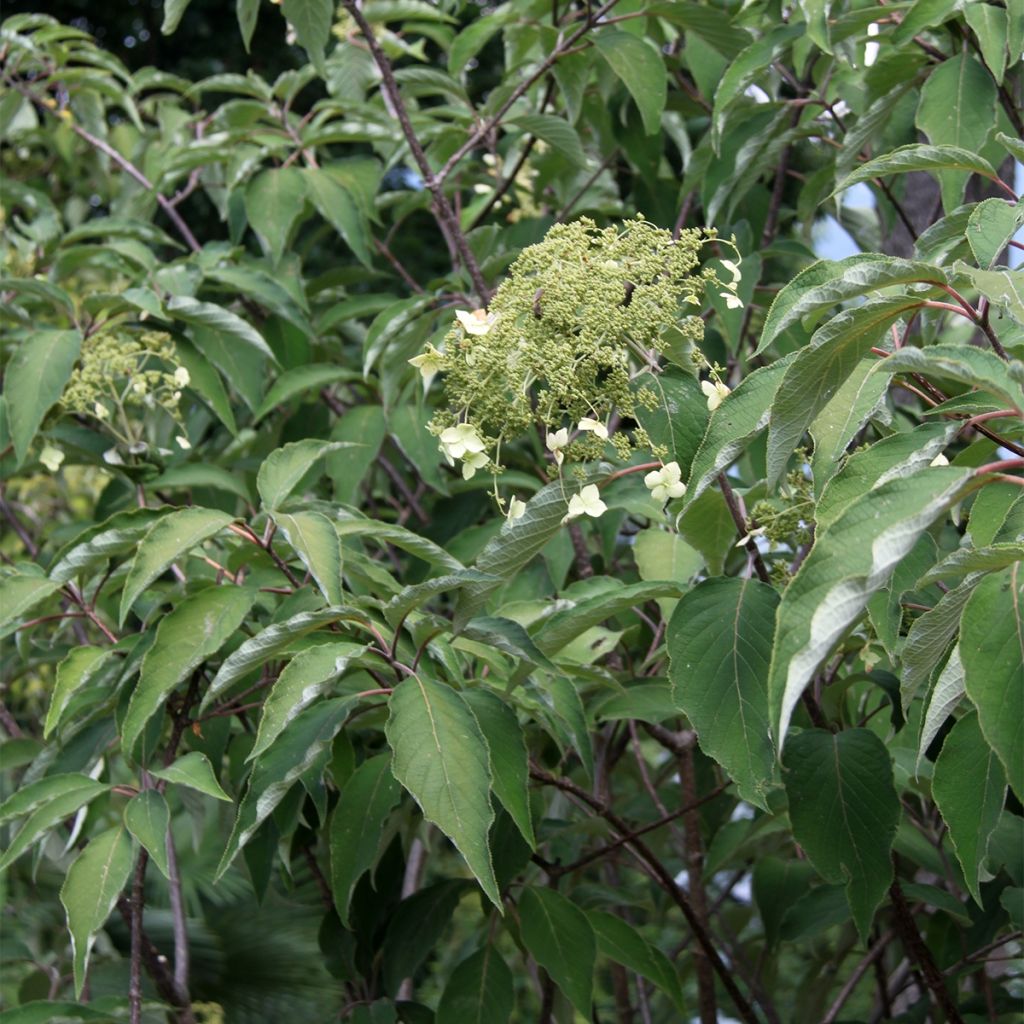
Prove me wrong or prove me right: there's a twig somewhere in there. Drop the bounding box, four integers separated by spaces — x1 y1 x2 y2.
556 148 619 222
717 474 771 585
820 930 896 1024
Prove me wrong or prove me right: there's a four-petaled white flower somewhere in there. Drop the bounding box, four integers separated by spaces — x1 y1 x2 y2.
578 417 609 440
455 308 498 336
461 450 488 479
39 443 64 472
930 452 949 467
546 427 569 466
175 435 192 450
439 423 486 465
507 496 527 521
720 291 744 310
644 461 686 503
173 366 191 388
409 343 444 388
720 259 742 285
562 484 607 523
701 379 731 411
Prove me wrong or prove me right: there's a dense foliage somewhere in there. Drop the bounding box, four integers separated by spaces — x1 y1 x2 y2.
1 1 1022 1022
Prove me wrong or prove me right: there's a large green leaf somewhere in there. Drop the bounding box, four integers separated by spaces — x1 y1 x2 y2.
253 364 359 423
634 368 709 482
49 507 168 585
244 167 308 266
385 675 499 908
683 355 795 506
782 729 899 941
249 641 365 760
770 468 971 746
833 143 1000 196
0 575 61 632
518 886 596 1018
281 0 332 71
594 30 666 135
462 687 534 848
165 295 278 363
765 298 924 488
0 772 106 825
961 564 1023 799
5 328 81 464
217 697 355 876
161 0 192 34
933 710 1007 905
302 167 371 266
953 263 1024 326
966 198 1024 269
60 826 134 997
45 646 119 737
329 752 401 927
756 255 945 355
149 751 231 801
257 439 349 510
121 585 254 759
507 114 587 167
273 510 344 605
917 644 964 773
124 789 170 878
436 945 513 1024
119 507 235 625
668 577 778 808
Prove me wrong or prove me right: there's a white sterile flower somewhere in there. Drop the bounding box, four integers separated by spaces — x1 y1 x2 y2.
455 308 498 336
562 484 607 523
702 379 731 411
644 461 686 503
720 259 742 284
408 343 444 388
439 423 486 464
930 452 949 467
507 496 527 521
93 401 109 420
175 435 191 450
547 427 569 466
461 450 488 479
132 379 148 396
39 444 64 472
578 417 609 439
720 291 744 310
173 366 191 388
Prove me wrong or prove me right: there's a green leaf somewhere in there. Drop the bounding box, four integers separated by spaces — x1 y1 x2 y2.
782 729 900 941
933 710 1006 905
436 945 514 1024
6 328 81 464
683 355 796 506
217 697 355 876
770 468 971 746
961 564 1023 799
166 295 278 363
203 264 313 337
253 364 357 423
258 438 349 510
173 339 237 435
587 909 684 1012
61 826 134 998
49 507 167 584
967 199 1023 269
119 507 235 625
952 263 1024 326
124 790 170 878
385 570 499 624
201 606 366 709
249 641 365 761
507 114 587 167
917 644 964 773
891 0 962 45
46 646 118 738
462 688 534 848
594 30 666 136
757 255 945 355
765 297 924 488
147 464 251 504
281 0 332 72
386 675 499 908
915 53 998 211
646 1 751 57
244 167 308 266
302 167 371 267
518 886 596 1018
918 542 1024 587
635 368 709 482
448 13 509 75
237 0 260 48
460 616 555 670
0 772 106 824
668 578 778 808
161 0 192 35
833 144 999 196
273 510 344 605
121 586 254 759
149 751 231 801
329 752 401 927
0 575 61 631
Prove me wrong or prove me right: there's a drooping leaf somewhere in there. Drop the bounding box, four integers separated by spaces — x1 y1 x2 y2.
459 616 555 670
961 564 1023 798
149 751 231 801
594 30 666 135
166 295 278 363
518 886 596 1018
917 645 965 773
385 675 500 908
507 114 587 167
60 826 134 997
782 729 900 941
45 646 118 738
770 469 971 747
161 0 192 35
124 789 170 878
435 945 514 1024
121 585 254 759
668 577 778 808
833 144 1000 196
933 710 1007 905
257 439 350 510
253 364 359 423
273 510 344 605
0 773 107 825
244 167 308 266
0 575 61 632
329 752 402 927
634 367 709 482
281 0 332 71
119 507 235 625
48 507 168 585
302 167 372 266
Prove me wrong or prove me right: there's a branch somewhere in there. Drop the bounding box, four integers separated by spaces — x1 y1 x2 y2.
820 929 896 1024
129 849 150 1024
717 473 771 585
